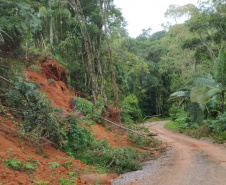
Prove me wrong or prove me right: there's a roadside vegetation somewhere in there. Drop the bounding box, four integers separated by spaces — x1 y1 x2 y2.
165 106 226 143
0 0 226 184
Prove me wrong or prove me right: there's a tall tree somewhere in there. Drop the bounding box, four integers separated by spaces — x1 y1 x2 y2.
98 0 118 107
67 0 99 103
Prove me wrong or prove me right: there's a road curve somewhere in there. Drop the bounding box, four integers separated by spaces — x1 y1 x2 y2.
112 121 226 185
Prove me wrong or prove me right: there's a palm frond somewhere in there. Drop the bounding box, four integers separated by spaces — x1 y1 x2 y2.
168 90 190 102
191 86 221 104
215 51 226 85
190 73 218 88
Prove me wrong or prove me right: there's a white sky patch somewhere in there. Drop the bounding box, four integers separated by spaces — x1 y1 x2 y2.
114 0 198 38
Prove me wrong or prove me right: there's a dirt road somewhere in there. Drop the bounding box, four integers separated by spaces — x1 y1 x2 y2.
112 121 226 185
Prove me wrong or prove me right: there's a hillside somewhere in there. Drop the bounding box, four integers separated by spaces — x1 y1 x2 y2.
1 0 226 184
0 57 163 185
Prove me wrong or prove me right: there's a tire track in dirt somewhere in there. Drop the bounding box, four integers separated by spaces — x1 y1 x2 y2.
112 121 226 185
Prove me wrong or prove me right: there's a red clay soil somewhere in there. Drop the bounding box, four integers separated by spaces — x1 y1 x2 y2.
27 69 132 148
26 70 73 112
25 63 132 149
0 57 159 185
0 116 89 185
88 124 130 148
0 57 157 185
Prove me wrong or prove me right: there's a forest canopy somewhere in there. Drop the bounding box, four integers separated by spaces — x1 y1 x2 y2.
0 0 225 129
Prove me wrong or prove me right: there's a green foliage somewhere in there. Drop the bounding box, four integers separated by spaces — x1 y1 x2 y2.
210 112 226 133
59 177 77 185
4 158 38 171
34 181 49 185
213 131 226 144
128 124 150 134
74 96 104 122
144 117 171 122
185 126 210 138
169 104 186 121
120 94 142 124
4 78 65 145
48 162 59 169
74 97 94 116
62 118 144 174
165 111 188 132
0 0 41 52
127 133 161 149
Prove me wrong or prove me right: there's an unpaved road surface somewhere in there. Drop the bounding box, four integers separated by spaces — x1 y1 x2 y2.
112 121 226 185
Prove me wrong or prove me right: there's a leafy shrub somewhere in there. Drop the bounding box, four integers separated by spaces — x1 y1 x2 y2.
127 133 161 148
4 78 65 145
120 94 142 124
169 104 180 121
4 158 38 171
165 111 188 132
74 96 105 122
210 112 226 133
28 61 41 73
74 97 94 116
185 126 210 138
169 104 188 121
63 118 144 173
208 112 226 143
128 124 150 134
213 131 226 144
93 96 105 121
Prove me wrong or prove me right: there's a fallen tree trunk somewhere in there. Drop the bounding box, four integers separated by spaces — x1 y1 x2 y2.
101 117 157 137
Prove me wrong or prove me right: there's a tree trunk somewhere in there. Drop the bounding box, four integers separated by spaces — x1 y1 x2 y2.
221 92 225 113
41 33 46 50
49 0 54 54
92 39 108 105
98 0 118 107
68 0 99 103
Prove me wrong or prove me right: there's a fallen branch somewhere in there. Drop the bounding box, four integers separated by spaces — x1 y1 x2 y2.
101 117 156 137
143 115 161 121
141 147 159 152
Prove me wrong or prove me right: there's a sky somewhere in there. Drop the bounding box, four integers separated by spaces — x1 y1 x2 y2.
114 0 198 38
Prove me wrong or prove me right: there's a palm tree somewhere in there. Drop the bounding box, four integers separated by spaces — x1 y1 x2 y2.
189 52 226 113
168 87 190 106
169 51 226 117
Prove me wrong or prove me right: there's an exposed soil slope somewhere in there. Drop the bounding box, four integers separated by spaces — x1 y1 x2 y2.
26 70 72 112
0 116 88 185
113 121 226 185
26 61 132 148
0 57 161 184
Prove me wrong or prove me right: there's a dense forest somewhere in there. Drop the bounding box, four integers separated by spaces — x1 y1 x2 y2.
0 0 226 182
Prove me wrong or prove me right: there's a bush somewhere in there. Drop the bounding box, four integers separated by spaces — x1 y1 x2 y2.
127 133 161 149
74 96 104 122
208 112 226 143
120 94 142 124
213 131 226 144
74 97 94 116
63 118 144 173
210 112 226 133
165 111 188 132
169 104 180 121
4 158 38 172
185 126 210 138
4 78 65 146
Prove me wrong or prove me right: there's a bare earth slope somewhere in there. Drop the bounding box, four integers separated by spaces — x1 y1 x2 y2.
113 121 226 185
